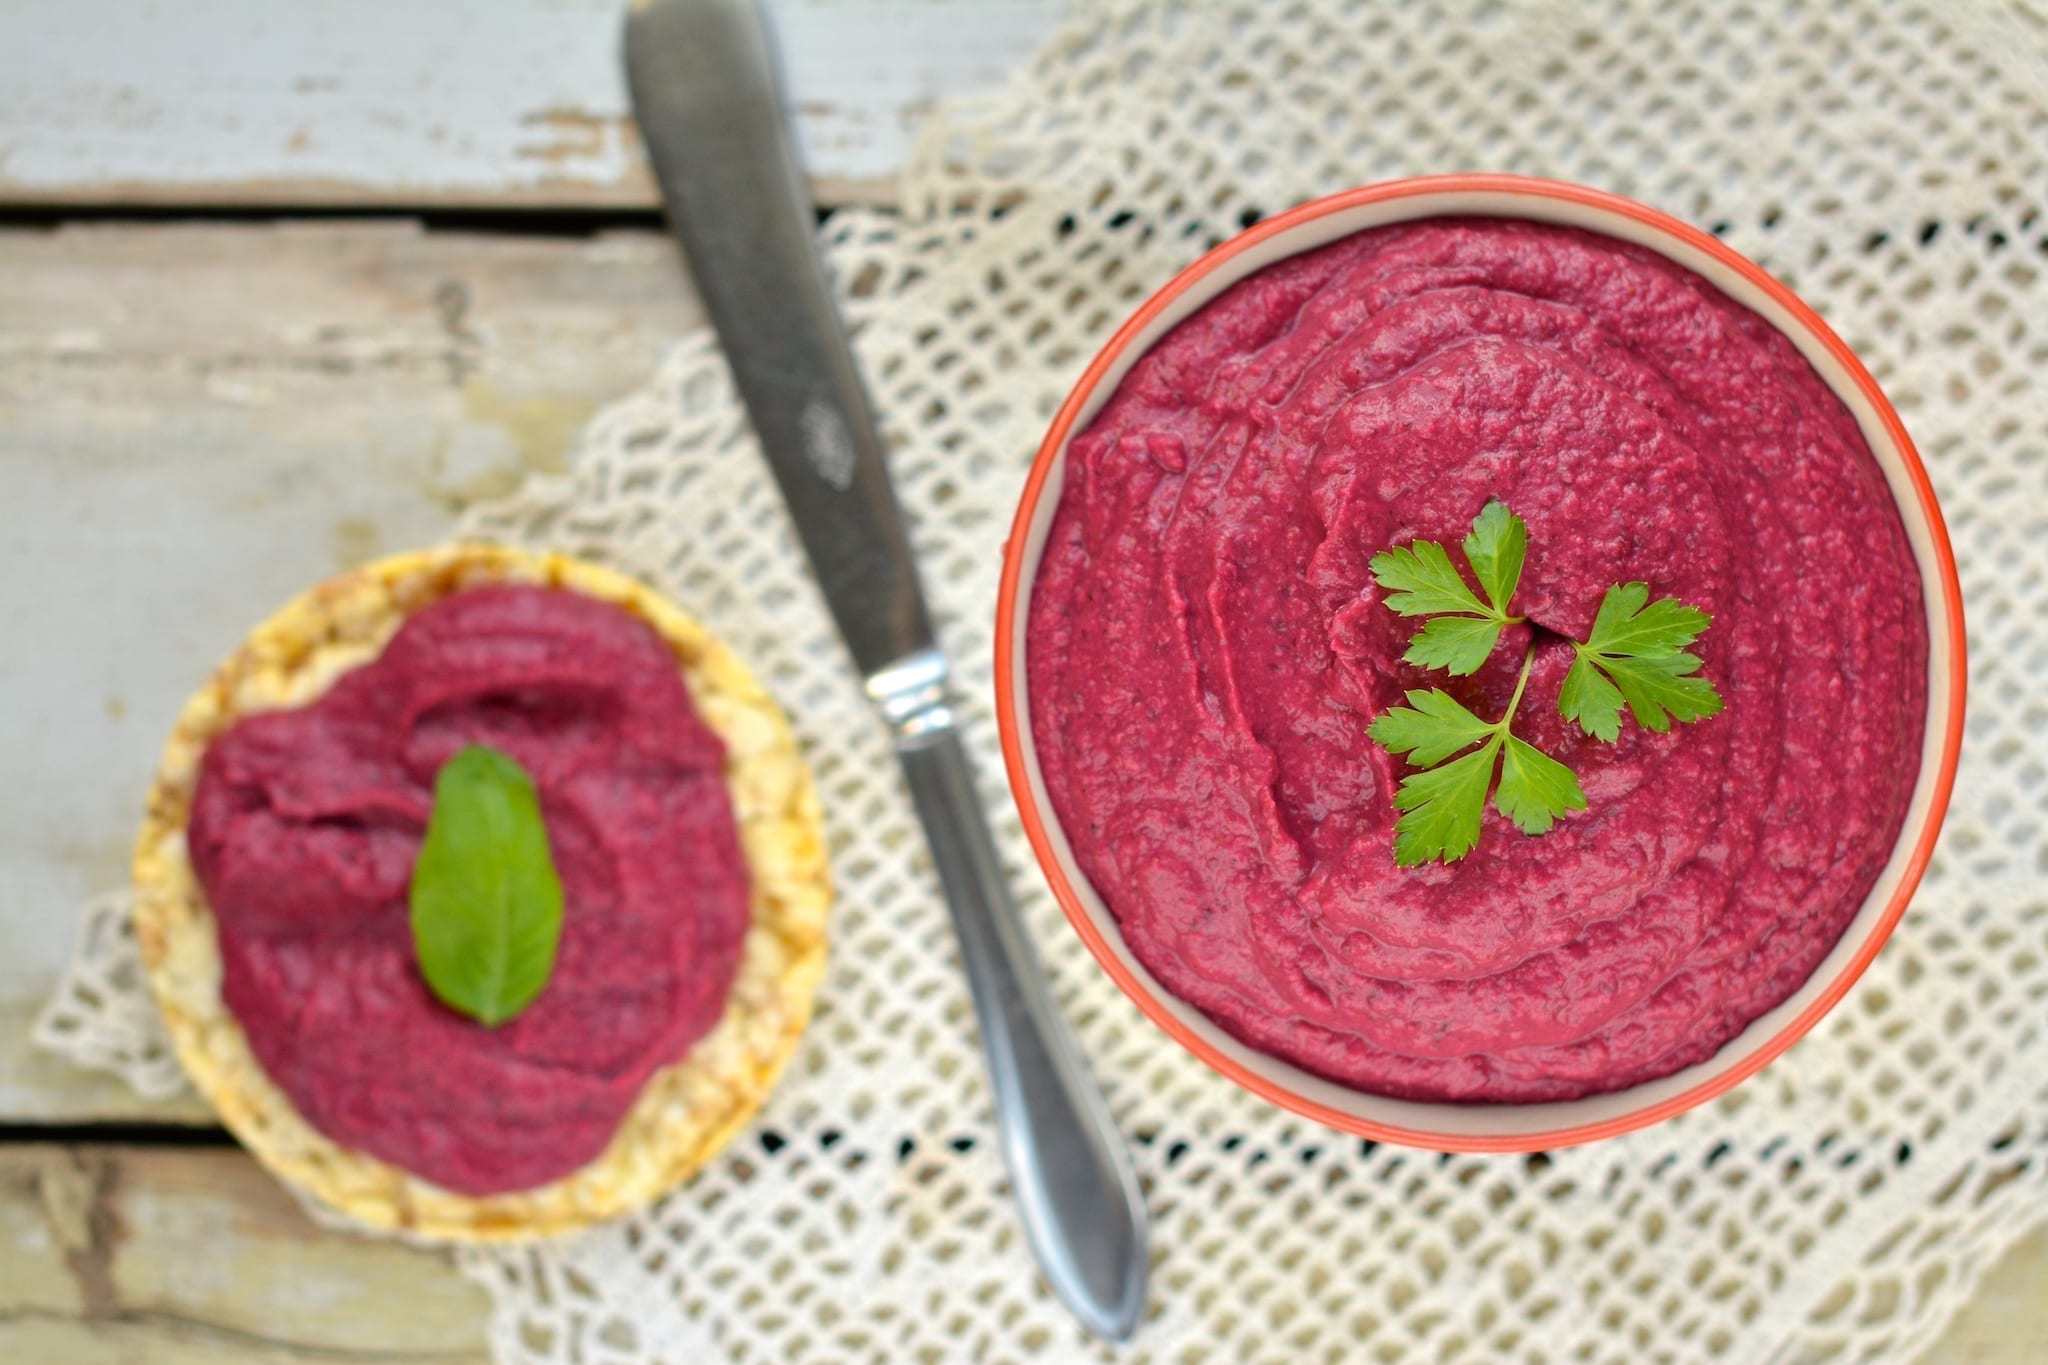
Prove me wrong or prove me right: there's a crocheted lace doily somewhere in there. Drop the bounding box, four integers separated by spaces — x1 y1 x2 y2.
38 2 2048 1360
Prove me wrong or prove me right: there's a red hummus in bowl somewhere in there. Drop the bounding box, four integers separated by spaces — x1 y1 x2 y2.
997 177 1965 1149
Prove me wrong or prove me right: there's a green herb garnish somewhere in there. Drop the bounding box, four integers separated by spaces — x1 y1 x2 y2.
1371 665 1585 865
409 744 564 1026
1368 500 1526 676
1366 502 1722 867
1559 582 1722 741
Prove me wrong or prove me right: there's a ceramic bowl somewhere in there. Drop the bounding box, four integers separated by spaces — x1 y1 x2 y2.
994 174 1966 1152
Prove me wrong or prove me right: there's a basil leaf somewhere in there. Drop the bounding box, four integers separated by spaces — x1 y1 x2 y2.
409 744 564 1027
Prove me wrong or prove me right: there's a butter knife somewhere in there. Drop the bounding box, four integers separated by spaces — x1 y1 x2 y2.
622 0 1148 1340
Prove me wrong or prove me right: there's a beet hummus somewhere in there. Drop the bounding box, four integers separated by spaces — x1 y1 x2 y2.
188 586 749 1193
1027 218 1928 1102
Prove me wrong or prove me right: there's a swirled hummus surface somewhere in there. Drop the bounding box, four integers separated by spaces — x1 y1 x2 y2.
1027 219 1927 1101
188 586 749 1192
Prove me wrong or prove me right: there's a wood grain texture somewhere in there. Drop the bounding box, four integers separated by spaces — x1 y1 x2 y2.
0 1145 489 1361
0 1142 2040 1361
0 0 1067 210
0 220 702 1123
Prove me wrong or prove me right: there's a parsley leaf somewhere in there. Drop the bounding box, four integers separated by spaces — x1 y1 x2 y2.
1558 654 1628 743
1403 614 1505 676
1462 500 1528 617
1599 651 1724 733
1560 582 1724 737
1387 738 1501 866
1367 538 1490 619
1368 667 1587 865
1363 503 1719 867
1495 734 1588 835
1368 499 1524 677
1584 582 1711 655
1369 688 1496 766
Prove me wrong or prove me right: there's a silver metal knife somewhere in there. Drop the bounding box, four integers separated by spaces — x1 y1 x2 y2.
623 0 1148 1340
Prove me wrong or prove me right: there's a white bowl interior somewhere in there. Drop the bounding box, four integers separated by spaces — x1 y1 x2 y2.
1005 188 1958 1142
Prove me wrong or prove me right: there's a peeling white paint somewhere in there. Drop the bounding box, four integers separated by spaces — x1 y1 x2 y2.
0 0 1066 204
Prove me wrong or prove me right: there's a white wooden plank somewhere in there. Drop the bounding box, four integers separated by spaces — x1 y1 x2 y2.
0 1141 2043 1361
0 221 702 1122
0 1145 490 1361
0 0 1065 209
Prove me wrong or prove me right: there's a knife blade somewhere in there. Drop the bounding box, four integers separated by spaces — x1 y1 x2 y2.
623 0 1149 1341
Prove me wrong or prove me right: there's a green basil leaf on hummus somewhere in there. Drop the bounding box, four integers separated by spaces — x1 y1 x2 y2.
409 744 564 1027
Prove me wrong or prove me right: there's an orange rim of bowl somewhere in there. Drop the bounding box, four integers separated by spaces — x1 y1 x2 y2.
994 173 1968 1153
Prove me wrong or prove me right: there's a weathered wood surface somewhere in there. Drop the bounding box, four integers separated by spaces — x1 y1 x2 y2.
0 0 1067 209
0 220 703 1123
0 1144 489 1362
0 1142 2038 1362
0 197 2036 1365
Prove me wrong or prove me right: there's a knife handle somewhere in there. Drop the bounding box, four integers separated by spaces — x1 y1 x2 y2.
894 722 1149 1341
625 0 1149 1338
623 0 931 678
